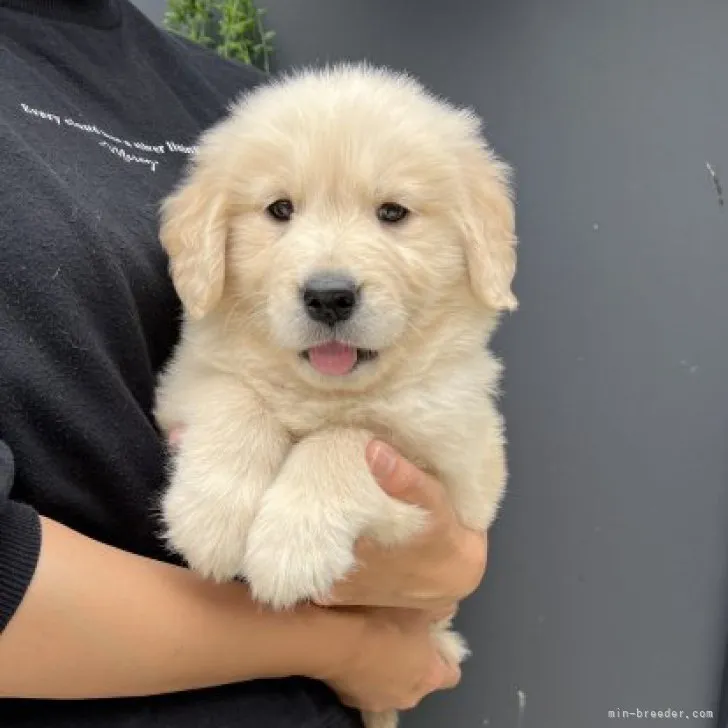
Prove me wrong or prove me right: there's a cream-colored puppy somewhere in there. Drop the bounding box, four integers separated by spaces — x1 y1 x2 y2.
154 63 517 728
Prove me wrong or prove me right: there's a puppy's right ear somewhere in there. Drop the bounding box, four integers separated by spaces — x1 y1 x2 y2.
159 165 228 320
458 147 518 313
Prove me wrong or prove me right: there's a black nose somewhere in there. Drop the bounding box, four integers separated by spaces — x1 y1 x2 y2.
302 274 359 326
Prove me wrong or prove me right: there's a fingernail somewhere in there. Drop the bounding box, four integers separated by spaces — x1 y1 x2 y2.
368 441 397 479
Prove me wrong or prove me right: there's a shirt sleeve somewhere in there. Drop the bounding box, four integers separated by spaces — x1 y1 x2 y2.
0 439 41 632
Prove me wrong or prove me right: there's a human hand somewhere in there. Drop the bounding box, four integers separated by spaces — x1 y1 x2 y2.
317 605 461 713
166 427 487 613
316 440 488 615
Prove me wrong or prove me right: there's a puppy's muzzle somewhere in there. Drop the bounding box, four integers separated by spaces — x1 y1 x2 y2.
302 273 359 326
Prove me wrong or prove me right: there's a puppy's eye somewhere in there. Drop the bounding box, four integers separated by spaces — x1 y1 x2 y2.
267 199 294 221
377 202 409 224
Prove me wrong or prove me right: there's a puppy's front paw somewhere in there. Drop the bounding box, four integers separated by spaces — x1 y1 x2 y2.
162 471 255 583
242 490 357 609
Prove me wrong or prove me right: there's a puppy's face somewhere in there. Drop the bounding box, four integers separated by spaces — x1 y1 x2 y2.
160 65 517 390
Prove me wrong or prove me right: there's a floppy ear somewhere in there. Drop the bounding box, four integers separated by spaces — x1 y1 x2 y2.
458 147 518 312
159 164 228 320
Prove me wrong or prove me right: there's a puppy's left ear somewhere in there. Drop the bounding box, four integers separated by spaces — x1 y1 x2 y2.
159 159 229 320
458 146 518 312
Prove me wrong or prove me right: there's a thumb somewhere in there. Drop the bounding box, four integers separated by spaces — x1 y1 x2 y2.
366 440 443 510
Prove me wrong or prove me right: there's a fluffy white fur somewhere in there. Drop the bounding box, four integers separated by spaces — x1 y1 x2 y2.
154 63 517 728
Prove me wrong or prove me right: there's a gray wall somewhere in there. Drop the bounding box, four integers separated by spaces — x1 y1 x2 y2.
134 1 728 726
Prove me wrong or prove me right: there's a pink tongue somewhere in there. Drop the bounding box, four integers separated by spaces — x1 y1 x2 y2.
308 342 358 376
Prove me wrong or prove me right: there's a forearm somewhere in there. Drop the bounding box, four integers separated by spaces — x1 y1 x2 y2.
0 516 351 699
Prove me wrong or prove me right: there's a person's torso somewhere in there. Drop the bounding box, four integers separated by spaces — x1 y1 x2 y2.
0 0 260 560
0 4 360 727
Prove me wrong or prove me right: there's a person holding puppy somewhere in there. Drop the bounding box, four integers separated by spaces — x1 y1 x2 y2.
0 0 488 727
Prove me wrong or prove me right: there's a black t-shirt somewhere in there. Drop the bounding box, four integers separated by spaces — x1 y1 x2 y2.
0 1 360 725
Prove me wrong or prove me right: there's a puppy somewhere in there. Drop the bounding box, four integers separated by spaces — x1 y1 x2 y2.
154 63 517 728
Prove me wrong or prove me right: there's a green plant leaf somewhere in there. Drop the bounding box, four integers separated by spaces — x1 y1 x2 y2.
164 0 274 70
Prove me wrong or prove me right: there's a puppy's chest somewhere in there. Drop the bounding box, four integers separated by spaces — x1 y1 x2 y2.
266 374 491 470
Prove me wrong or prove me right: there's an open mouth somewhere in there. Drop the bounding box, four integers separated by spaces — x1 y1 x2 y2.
300 342 379 376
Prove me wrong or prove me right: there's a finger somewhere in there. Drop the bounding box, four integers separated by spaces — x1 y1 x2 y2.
457 529 489 599
336 691 360 709
312 596 338 607
366 440 447 512
440 661 462 690
424 655 461 697
429 603 458 623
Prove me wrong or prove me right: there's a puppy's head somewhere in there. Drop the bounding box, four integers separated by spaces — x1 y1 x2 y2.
160 64 517 389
